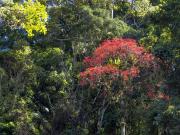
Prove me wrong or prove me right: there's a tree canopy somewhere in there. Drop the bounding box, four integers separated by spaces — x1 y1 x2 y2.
0 0 179 135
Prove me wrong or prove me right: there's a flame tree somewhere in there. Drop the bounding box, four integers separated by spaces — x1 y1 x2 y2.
79 38 169 134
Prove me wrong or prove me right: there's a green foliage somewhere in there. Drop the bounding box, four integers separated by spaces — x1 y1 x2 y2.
15 0 48 37
132 0 160 17
0 0 179 134
0 45 73 134
47 5 137 61
0 0 48 37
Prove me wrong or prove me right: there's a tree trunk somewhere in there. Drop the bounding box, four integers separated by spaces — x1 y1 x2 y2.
120 99 126 135
112 0 114 19
121 118 126 135
97 100 109 133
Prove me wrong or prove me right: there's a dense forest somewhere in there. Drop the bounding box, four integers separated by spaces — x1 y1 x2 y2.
0 0 179 135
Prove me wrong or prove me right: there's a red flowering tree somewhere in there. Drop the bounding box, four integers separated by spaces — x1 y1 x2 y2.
80 38 169 98
80 38 154 82
79 38 169 134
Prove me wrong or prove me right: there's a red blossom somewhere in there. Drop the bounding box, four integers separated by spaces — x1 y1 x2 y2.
120 67 140 81
147 90 170 101
80 38 156 86
129 67 140 77
158 92 170 101
121 70 129 81
147 90 156 98
80 38 170 101
79 65 120 86
83 56 94 67
83 38 154 67
142 53 154 62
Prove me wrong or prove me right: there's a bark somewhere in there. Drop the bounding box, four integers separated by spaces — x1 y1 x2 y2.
121 118 126 135
97 99 109 133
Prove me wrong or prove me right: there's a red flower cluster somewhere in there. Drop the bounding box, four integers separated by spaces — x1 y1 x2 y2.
80 38 156 86
147 90 170 101
147 90 156 98
79 65 120 86
121 67 140 81
80 65 140 85
83 38 154 67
